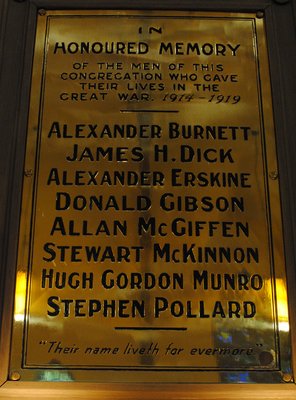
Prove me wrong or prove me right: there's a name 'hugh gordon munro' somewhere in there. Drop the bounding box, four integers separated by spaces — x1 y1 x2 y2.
53 41 240 56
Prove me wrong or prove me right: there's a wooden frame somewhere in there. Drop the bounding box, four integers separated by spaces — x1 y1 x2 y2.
1 0 296 398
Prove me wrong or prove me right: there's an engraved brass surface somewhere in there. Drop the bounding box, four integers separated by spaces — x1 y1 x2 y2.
10 10 291 383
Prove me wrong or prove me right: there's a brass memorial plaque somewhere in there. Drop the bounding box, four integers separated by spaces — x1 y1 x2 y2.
11 10 291 383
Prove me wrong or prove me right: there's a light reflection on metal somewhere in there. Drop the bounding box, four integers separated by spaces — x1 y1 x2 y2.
14 271 27 322
276 279 289 332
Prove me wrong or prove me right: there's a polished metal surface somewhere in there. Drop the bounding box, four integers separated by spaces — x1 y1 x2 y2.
10 10 291 383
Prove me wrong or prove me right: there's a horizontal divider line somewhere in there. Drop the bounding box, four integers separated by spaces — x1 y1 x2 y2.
120 109 179 113
114 327 187 331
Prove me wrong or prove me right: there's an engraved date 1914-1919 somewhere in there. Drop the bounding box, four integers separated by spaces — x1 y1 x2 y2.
161 93 241 103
